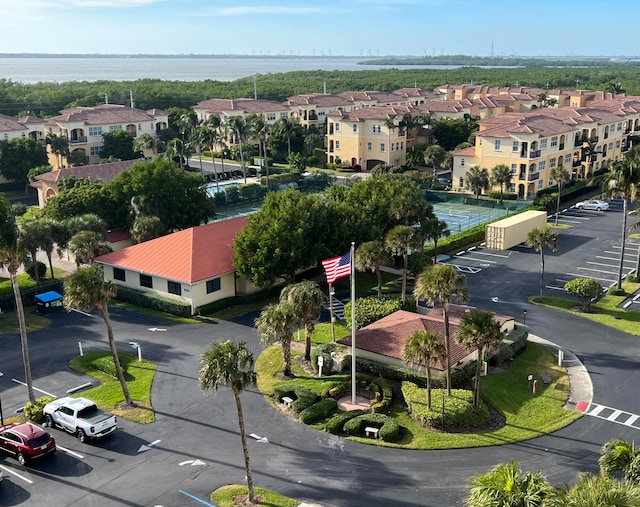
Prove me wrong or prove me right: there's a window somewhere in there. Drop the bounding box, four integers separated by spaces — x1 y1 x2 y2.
140 274 153 288
90 146 102 156
549 158 556 168
113 268 125 281
335 141 340 149
608 142 613 150
390 143 394 151
22 132 25 137
89 127 102 137
538 160 546 171
616 140 621 148
109 125 122 131
512 140 519 152
540 139 547 149
380 143 385 152
3 134 7 141
509 183 515 193
617 122 623 131
352 124 358 133
150 123 154 131
367 142 372 151
335 123 340 131
551 136 558 147
461 158 465 167
538 180 543 190
206 278 221 294
167 281 182 296
280 112 288 118
565 153 571 164
400 142 403 150
494 140 501 151
511 163 517 173
138 124 142 131
266 113 276 121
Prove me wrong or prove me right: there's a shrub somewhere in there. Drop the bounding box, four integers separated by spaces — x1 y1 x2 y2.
25 395 54 423
401 383 489 429
608 286 627 296
344 294 416 330
564 278 604 312
324 410 367 434
627 274 638 283
11 202 28 216
311 342 336 373
299 398 338 424
488 191 517 201
273 385 319 413
25 260 47 281
370 378 393 414
116 286 192 317
343 413 400 442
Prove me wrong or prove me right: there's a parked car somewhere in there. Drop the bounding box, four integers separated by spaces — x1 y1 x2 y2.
43 397 117 443
576 199 609 211
0 422 56 465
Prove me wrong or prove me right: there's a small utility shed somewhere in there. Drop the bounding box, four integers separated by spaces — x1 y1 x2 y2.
35 291 63 313
485 210 547 251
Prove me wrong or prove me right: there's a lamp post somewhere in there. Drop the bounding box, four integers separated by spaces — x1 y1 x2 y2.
523 310 527 326
0 372 4 426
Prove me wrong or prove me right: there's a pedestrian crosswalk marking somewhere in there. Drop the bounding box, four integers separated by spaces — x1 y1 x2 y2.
582 402 640 430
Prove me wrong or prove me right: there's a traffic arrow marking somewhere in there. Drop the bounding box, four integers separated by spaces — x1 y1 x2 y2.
138 439 161 452
249 433 269 444
179 459 207 467
148 327 167 332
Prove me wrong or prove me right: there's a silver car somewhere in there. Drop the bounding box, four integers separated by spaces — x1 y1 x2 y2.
576 199 609 211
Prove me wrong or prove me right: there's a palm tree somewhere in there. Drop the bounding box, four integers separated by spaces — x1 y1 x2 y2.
608 82 626 96
383 115 397 166
254 301 301 377
385 224 417 306
355 240 390 298
466 166 490 200
273 116 296 161
247 113 270 188
134 133 156 158
227 116 248 183
424 144 446 176
64 264 133 405
165 138 187 169
413 264 469 396
46 133 70 169
599 438 640 483
199 340 257 503
18 220 46 285
490 164 512 204
550 165 571 226
596 150 640 289
130 215 167 243
0 195 36 404
403 330 446 410
526 226 558 301
425 218 450 264
280 281 325 361
545 472 640 507
456 309 503 407
465 460 549 507
68 230 110 265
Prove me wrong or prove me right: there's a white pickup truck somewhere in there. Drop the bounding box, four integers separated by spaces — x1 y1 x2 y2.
43 397 117 443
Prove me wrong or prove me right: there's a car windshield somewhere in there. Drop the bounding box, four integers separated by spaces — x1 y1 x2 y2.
78 405 99 418
27 433 51 446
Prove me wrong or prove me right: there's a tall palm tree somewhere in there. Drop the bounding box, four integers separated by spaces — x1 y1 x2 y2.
0 195 36 404
385 224 417 306
425 218 450 264
456 309 504 407
545 472 640 507
599 438 640 484
403 330 446 410
490 164 512 204
413 264 469 395
130 215 167 243
424 144 446 176
165 138 187 169
465 460 549 507
68 230 110 265
18 220 46 285
134 133 156 158
280 281 325 361
64 264 133 405
254 301 301 377
227 116 248 183
46 133 70 169
466 166 490 200
355 240 391 298
550 165 571 226
199 340 257 503
598 149 640 289
273 116 296 161
247 113 270 189
526 226 558 301
383 115 397 166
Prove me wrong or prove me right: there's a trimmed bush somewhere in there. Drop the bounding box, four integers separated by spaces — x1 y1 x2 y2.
344 294 416 330
324 410 367 434
311 342 336 373
370 378 393 414
116 285 192 317
488 191 517 201
401 383 489 429
299 398 338 424
343 413 400 442
608 286 627 296
25 395 55 423
274 385 319 413
25 260 47 281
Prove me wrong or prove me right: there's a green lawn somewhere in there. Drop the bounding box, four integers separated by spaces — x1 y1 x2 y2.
531 280 640 336
0 306 51 334
255 339 580 450
211 485 298 507
68 351 156 424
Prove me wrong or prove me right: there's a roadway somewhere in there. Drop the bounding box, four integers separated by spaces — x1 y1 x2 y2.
1 201 639 506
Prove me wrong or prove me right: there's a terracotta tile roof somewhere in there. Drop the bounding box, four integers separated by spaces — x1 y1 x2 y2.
106 230 132 243
34 159 139 184
393 87 433 98
329 105 412 121
96 216 248 283
285 93 352 107
194 98 290 114
338 310 474 371
145 108 168 116
453 146 476 156
416 99 472 113
0 114 44 133
46 104 162 126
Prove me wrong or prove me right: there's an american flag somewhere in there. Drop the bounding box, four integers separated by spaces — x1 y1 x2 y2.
322 252 351 284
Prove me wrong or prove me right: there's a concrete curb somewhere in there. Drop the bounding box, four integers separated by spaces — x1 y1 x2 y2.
527 333 593 411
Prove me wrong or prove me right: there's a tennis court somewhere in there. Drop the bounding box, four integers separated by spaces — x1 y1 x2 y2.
433 201 511 234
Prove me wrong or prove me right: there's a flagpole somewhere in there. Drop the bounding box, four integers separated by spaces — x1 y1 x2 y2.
350 241 356 405
329 283 336 343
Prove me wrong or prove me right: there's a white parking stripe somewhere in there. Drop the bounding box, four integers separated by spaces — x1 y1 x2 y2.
545 285 566 291
575 267 619 275
57 445 85 459
567 273 614 282
11 379 56 398
0 464 33 484
455 256 497 263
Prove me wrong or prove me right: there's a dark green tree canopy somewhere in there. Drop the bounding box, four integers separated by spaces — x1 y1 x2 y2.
0 137 48 184
100 130 139 161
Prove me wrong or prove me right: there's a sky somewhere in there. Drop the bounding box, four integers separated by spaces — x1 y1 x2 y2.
1 0 638 57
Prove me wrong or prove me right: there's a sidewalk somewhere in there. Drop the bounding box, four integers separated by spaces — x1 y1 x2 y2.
527 333 593 411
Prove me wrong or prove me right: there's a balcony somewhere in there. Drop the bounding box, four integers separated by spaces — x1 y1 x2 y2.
70 136 87 144
518 173 526 181
624 127 632 134
590 136 599 142
528 172 539 181
529 149 541 159
559 143 565 150
573 159 582 168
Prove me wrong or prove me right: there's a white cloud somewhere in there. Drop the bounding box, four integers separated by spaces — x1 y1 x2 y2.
208 5 327 16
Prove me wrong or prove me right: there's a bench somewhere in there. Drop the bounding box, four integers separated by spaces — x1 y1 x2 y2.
282 396 294 409
365 426 379 439
542 371 552 384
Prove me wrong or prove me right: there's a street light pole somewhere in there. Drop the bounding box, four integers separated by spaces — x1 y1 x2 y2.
523 310 527 326
0 372 4 426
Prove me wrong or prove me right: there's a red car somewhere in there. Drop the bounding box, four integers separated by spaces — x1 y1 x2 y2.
0 422 56 465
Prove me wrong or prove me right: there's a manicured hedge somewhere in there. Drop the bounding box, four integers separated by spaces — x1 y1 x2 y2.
299 398 338 424
343 413 400 442
401 383 489 429
344 294 416 330
324 410 366 434
273 385 319 413
311 342 336 373
116 285 191 317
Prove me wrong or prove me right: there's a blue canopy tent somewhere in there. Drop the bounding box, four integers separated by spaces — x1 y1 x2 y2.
35 291 63 313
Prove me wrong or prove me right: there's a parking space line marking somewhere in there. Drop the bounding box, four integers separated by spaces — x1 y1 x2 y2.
178 489 217 506
624 415 639 426
466 251 510 258
455 256 497 263
11 379 56 398
586 261 618 267
545 285 565 291
567 273 614 282
57 445 85 459
0 464 33 484
575 267 619 275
